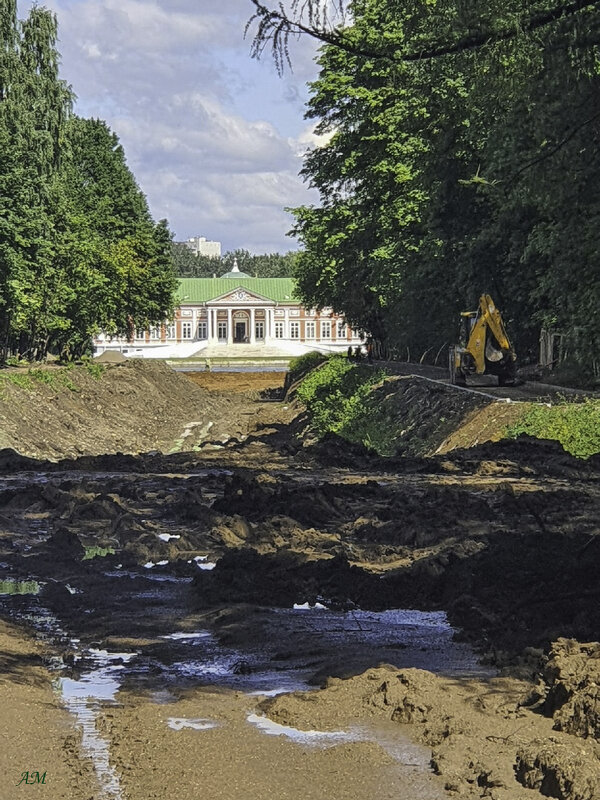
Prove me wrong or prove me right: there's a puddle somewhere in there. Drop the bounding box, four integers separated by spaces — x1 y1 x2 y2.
160 631 211 641
247 713 356 746
58 648 136 799
167 717 220 731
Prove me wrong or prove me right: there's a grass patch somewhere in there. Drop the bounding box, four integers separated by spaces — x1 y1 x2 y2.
0 366 81 394
296 357 389 449
84 361 106 380
0 579 41 595
506 398 600 458
1 371 33 390
82 545 116 560
287 351 330 385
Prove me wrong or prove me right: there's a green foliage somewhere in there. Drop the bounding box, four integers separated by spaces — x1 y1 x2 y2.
28 368 57 386
506 399 600 458
84 362 106 380
172 246 299 278
296 356 387 438
0 365 82 394
0 579 40 595
83 545 115 560
290 1 600 370
287 351 330 383
1 372 32 390
0 5 176 364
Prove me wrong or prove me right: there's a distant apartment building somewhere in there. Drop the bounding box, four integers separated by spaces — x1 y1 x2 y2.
182 236 221 258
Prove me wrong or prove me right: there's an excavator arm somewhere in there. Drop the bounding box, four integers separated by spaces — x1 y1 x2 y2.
450 295 516 386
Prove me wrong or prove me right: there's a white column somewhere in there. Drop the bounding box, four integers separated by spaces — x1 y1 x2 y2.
265 308 272 343
250 308 256 344
206 307 211 341
227 308 233 345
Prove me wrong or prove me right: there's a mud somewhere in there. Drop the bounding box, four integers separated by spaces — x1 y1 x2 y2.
0 362 599 799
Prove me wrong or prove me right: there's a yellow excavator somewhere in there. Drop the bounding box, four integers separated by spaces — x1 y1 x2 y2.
449 294 517 386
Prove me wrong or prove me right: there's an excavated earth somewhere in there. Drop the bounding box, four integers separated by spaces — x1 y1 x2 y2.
0 361 599 800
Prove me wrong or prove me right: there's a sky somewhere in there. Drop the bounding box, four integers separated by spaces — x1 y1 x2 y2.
18 0 325 253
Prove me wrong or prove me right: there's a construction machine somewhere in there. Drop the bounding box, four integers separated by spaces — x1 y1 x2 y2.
449 294 517 386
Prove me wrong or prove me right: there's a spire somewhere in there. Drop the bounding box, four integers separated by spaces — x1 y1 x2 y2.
232 258 240 273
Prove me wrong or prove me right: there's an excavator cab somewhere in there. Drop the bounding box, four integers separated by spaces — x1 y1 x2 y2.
449 295 517 386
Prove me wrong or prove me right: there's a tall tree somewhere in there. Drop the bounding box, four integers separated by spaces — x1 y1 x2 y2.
247 0 600 71
289 0 600 366
0 4 176 362
171 247 298 278
54 117 176 356
0 3 73 361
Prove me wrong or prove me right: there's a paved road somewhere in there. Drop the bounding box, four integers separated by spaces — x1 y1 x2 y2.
370 360 596 403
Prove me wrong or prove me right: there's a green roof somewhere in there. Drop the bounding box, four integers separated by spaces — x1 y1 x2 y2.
177 277 299 304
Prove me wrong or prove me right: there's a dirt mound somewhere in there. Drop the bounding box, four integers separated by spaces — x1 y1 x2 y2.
93 350 127 363
194 549 392 609
261 664 600 800
516 739 600 800
0 361 297 459
540 639 600 740
185 370 286 394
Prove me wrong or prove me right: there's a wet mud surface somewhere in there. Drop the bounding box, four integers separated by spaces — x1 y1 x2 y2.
1 373 599 799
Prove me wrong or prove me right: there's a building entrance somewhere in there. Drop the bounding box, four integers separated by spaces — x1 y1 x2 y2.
234 321 248 343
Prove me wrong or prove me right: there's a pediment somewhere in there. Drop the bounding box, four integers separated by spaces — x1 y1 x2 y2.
210 286 273 304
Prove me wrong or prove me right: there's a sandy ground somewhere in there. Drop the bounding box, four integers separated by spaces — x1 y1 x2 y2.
184 369 286 394
0 621 94 800
100 687 447 800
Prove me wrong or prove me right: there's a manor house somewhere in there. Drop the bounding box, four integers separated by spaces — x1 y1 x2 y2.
93 261 365 359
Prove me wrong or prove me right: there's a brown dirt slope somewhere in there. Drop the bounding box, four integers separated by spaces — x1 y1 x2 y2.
0 361 294 459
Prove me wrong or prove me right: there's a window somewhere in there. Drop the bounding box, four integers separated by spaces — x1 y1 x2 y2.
150 325 161 340
274 322 284 339
337 321 347 339
182 322 193 340
217 322 227 341
352 327 362 339
255 321 265 340
167 323 176 340
305 321 316 339
321 321 331 340
136 328 146 340
290 321 300 339
197 321 208 340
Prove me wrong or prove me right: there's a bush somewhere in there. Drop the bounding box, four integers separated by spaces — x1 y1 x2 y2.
296 356 387 441
545 360 599 390
506 399 600 458
287 351 330 385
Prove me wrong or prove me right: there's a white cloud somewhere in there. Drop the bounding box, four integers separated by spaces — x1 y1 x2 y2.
17 0 322 252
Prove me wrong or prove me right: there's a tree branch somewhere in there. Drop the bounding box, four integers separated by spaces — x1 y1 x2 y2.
247 0 600 68
508 107 600 186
